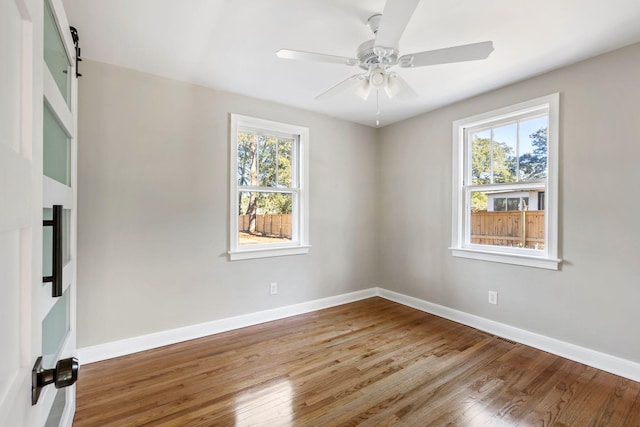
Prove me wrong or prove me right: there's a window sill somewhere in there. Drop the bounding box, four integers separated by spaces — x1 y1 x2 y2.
228 245 311 261
450 247 561 270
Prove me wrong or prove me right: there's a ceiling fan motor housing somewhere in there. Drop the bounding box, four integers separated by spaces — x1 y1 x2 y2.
357 39 399 70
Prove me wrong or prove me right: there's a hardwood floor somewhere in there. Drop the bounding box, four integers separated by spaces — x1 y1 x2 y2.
74 298 640 426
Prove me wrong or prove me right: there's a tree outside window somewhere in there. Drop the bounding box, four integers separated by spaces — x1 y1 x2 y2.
451 94 560 269
229 114 309 260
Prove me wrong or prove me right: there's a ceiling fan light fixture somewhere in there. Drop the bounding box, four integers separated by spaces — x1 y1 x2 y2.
369 68 386 89
385 74 401 98
354 80 372 100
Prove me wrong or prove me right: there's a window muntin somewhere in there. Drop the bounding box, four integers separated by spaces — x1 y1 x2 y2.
469 114 548 186
466 113 548 252
452 94 560 269
229 115 309 260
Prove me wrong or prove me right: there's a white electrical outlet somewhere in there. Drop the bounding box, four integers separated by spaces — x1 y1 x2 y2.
488 290 498 305
270 282 278 295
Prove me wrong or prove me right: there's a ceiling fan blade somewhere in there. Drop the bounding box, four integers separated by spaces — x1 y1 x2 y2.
276 49 357 66
399 41 494 68
375 0 421 49
315 74 368 100
384 73 417 99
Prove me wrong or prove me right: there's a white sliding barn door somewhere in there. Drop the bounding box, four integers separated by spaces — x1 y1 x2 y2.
0 0 78 425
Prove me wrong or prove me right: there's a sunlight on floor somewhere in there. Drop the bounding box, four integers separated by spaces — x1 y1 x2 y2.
234 379 294 426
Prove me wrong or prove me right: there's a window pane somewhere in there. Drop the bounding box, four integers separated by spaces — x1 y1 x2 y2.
238 191 293 245
492 123 517 183
471 130 491 185
44 0 71 106
518 117 548 181
278 138 293 187
44 388 66 427
42 289 69 367
258 135 277 186
43 102 70 185
470 190 544 250
507 198 520 211
237 132 257 186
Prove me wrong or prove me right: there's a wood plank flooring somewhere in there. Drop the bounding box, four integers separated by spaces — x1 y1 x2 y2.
73 298 640 426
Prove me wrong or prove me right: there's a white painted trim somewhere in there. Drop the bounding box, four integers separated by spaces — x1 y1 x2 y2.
228 114 310 261
450 247 561 270
58 390 75 427
77 287 640 383
78 288 376 364
43 176 72 208
43 66 73 135
451 93 561 269
376 288 640 382
229 245 311 260
47 0 75 66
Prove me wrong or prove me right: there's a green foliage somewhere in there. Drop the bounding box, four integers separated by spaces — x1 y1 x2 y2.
518 128 547 180
469 126 547 212
471 137 516 184
237 132 294 218
472 126 547 186
239 192 292 215
237 132 257 186
471 192 488 212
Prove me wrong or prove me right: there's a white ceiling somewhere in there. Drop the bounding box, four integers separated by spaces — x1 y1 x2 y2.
61 0 640 127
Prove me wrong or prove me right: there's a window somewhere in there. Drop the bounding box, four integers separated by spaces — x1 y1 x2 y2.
451 94 560 269
229 114 310 260
492 196 529 212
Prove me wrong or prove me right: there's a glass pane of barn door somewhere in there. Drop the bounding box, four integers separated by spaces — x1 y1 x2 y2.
43 102 70 186
43 0 71 107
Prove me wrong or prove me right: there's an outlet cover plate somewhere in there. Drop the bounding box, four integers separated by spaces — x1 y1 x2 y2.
488 291 498 305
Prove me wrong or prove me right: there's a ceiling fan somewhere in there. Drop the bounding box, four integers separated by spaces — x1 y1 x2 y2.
276 0 494 106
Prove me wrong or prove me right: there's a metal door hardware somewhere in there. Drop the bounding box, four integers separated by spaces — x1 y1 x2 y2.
32 356 79 405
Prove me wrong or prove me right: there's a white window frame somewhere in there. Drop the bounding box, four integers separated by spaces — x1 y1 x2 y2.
228 114 310 261
451 93 561 270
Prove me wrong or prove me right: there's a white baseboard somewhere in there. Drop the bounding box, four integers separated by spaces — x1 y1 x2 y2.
77 288 376 364
376 288 640 383
77 287 640 383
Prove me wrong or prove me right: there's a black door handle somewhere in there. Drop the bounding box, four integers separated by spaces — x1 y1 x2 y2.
32 356 79 405
43 204 63 297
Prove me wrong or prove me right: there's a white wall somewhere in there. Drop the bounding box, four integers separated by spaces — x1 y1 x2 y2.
77 60 379 347
379 43 640 363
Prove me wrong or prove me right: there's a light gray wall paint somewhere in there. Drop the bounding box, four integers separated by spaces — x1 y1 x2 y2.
78 43 640 364
77 60 379 347
379 43 640 363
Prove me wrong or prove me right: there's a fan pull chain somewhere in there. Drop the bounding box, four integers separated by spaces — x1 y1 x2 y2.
376 90 380 126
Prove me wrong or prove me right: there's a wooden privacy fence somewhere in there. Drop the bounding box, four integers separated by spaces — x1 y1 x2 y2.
239 214 292 238
471 211 544 249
